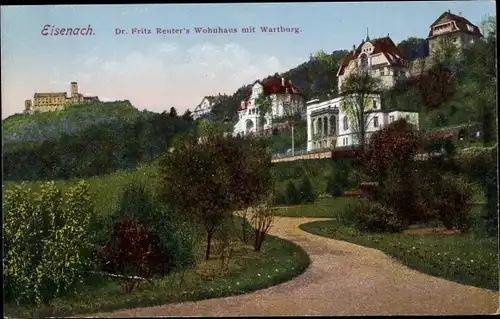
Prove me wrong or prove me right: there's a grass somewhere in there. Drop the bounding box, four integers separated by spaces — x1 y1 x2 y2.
299 204 498 291
272 196 359 218
4 216 310 318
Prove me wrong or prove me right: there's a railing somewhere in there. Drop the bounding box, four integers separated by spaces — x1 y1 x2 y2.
271 145 359 160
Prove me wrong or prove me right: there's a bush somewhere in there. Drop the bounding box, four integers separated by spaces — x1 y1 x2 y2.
298 175 316 204
112 182 197 270
354 201 405 233
4 181 93 305
325 160 351 197
101 220 172 293
338 201 362 226
285 181 301 205
431 175 474 230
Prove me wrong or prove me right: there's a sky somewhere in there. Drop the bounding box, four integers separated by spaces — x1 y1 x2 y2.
1 2 496 119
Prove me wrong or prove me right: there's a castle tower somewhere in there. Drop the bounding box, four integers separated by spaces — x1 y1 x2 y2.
70 82 78 97
24 99 32 113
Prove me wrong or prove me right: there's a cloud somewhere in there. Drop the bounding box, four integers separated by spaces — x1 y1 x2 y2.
2 41 304 118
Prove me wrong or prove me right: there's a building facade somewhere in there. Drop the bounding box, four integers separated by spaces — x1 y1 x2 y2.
428 10 483 55
24 81 99 114
233 77 305 136
192 96 223 121
307 35 419 152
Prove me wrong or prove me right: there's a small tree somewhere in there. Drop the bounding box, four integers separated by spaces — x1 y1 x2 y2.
161 132 272 260
340 70 383 150
182 109 193 122
299 175 316 203
285 181 301 205
251 203 275 251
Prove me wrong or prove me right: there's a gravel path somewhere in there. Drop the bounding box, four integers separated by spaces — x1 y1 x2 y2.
88 217 499 317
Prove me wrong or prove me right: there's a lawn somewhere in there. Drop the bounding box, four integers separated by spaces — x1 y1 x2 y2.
4 215 310 318
272 197 360 218
299 210 498 291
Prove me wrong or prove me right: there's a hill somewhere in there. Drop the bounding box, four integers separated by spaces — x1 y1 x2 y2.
3 103 195 181
2 100 151 144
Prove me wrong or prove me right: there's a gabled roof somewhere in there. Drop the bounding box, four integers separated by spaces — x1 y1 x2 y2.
337 36 407 76
428 11 483 38
34 92 67 97
238 77 303 111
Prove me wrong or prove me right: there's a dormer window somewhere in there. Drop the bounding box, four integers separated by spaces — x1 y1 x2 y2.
467 25 474 32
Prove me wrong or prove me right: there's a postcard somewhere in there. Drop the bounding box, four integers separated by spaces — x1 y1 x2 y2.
2 2 498 318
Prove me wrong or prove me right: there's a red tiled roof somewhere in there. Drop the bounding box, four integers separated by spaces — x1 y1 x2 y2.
238 77 302 111
337 37 407 76
427 11 483 38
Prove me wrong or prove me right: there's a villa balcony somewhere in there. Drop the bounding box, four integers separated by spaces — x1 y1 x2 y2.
312 131 336 140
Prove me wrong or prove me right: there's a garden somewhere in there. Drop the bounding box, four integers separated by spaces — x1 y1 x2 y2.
296 119 498 291
3 131 310 318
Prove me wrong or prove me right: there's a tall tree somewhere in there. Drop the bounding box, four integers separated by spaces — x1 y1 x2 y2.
281 96 306 155
255 92 273 134
339 69 382 150
182 109 193 122
169 107 178 117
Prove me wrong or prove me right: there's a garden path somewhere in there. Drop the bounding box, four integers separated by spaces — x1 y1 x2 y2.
89 217 498 317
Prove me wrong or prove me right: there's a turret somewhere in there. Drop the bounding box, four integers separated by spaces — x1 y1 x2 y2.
70 81 78 97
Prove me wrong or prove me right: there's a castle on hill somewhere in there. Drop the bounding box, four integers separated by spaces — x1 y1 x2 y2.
24 81 99 114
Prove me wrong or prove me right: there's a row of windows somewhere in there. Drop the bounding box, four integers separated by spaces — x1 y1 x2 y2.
341 114 411 131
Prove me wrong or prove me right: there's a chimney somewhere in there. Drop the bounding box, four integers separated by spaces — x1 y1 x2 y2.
448 9 451 13
458 12 462 16
281 77 285 87
387 33 390 37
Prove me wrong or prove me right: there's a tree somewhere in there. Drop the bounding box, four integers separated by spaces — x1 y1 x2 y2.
339 70 383 150
281 96 306 155
285 181 301 205
161 131 272 260
255 92 273 133
250 202 275 251
397 37 427 60
299 175 316 203
182 109 193 122
169 107 178 117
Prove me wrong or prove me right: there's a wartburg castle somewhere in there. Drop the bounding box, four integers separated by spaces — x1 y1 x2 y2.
24 81 99 114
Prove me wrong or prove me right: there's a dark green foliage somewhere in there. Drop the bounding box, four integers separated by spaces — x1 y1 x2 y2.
354 201 405 233
325 159 351 197
298 175 316 204
3 110 194 181
285 181 301 206
338 201 361 226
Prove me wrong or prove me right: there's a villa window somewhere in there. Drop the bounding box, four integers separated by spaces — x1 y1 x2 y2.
343 116 349 130
373 99 377 109
380 70 385 76
405 115 410 121
389 115 395 123
373 116 379 127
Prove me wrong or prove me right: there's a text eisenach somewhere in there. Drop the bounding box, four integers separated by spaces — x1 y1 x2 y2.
41 24 95 36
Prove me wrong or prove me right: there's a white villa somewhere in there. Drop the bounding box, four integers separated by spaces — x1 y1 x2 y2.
306 35 420 151
233 77 305 136
193 96 223 121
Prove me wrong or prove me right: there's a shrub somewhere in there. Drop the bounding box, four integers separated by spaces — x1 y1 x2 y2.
354 201 405 233
251 203 276 251
298 175 316 204
338 201 362 226
325 160 351 197
4 181 93 306
285 181 301 205
431 175 474 230
101 220 172 293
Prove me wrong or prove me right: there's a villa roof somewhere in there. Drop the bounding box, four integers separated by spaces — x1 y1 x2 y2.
238 77 302 111
428 11 483 38
34 92 67 97
337 36 407 76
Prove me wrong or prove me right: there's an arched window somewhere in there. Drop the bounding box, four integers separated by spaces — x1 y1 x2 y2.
343 116 349 130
